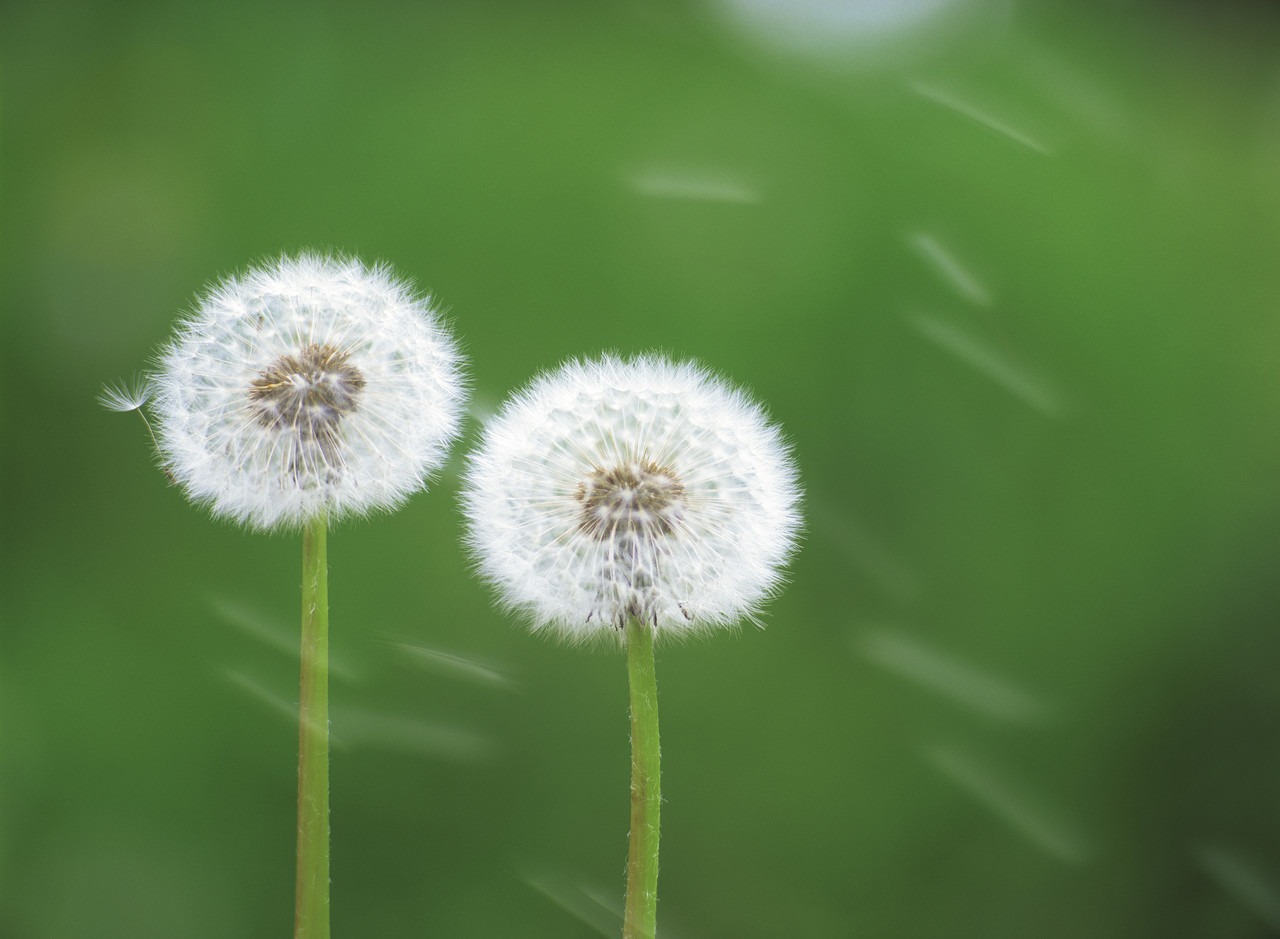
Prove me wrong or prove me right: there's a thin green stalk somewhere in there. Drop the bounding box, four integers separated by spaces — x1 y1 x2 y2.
296 518 330 939
623 618 661 939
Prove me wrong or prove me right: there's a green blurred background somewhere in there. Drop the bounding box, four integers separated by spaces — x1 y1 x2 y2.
4 1 1280 936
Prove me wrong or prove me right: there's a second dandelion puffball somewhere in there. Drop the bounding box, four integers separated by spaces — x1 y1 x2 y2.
463 356 801 639
152 254 466 529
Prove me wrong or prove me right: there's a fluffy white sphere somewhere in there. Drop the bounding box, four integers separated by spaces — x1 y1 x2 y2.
463 356 801 640
153 253 466 529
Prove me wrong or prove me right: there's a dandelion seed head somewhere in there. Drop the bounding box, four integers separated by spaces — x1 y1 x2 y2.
153 253 466 529
463 355 801 641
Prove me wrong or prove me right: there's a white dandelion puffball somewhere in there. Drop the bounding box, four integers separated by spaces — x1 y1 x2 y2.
463 356 801 640
153 254 466 529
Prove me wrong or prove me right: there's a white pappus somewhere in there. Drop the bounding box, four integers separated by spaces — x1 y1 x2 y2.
462 355 801 641
147 253 466 530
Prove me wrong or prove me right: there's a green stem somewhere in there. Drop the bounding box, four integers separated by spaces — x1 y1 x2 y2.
623 618 661 939
296 518 330 939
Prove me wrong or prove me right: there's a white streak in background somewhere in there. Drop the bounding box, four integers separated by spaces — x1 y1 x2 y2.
856 628 1046 724
908 312 1065 417
336 707 493 761
521 872 619 938
907 232 992 307
1014 43 1136 145
221 671 489 759
924 744 1090 865
627 167 761 204
223 670 294 722
390 640 517 691
815 505 918 603
1198 846 1280 930
222 669 342 746
210 597 360 683
911 80 1052 155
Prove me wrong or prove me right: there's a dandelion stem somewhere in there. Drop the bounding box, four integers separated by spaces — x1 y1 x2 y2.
623 618 661 939
296 518 330 939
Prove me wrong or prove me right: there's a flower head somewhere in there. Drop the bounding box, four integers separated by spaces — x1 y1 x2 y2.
462 355 801 641
152 253 465 529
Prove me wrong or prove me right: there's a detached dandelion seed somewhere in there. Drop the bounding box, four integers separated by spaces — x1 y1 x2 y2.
463 355 801 939
118 253 466 939
98 374 152 413
99 375 170 476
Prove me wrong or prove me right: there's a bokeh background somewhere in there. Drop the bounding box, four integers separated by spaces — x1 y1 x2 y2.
4 1 1280 936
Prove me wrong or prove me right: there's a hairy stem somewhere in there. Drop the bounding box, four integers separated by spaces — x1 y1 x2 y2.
623 618 661 939
296 518 330 939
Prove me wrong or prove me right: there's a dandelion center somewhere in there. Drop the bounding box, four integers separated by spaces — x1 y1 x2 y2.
249 343 366 451
576 460 685 540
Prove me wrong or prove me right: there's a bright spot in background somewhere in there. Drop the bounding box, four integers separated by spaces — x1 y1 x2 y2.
706 0 1010 61
711 0 954 49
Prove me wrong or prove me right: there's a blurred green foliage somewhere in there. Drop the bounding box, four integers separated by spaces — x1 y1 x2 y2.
3 2 1280 936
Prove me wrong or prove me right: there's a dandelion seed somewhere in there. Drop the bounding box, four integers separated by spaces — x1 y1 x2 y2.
815 504 918 602
98 375 152 413
152 253 466 530
390 640 517 690
462 355 802 640
856 627 1046 724
1198 845 1280 930
906 231 992 307
627 166 761 204
908 311 1064 417
100 374 171 476
521 871 620 938
924 744 1090 865
210 597 361 682
222 669 317 732
911 79 1053 155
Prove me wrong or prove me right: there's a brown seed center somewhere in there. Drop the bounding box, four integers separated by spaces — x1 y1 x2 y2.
575 460 684 539
248 342 366 443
